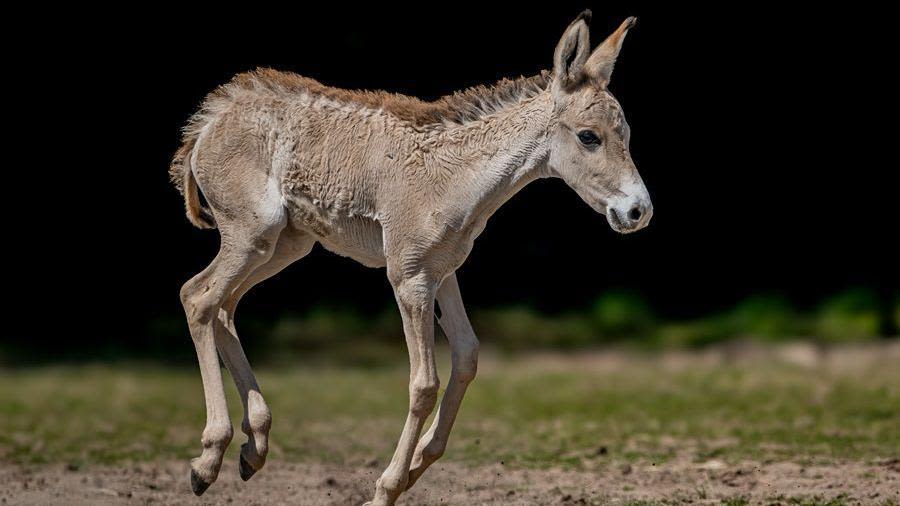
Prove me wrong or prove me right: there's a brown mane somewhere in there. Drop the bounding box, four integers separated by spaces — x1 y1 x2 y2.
217 67 551 127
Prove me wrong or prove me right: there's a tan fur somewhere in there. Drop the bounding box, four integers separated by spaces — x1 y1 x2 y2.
169 69 550 196
172 13 651 505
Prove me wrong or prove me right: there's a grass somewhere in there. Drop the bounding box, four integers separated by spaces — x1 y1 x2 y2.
0 346 897 471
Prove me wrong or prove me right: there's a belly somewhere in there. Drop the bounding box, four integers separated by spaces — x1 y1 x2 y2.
317 217 386 268
284 194 386 267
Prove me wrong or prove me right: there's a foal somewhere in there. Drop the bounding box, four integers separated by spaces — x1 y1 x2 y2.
171 11 651 504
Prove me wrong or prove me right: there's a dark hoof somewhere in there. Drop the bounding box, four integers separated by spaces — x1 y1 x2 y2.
190 469 211 496
239 454 257 481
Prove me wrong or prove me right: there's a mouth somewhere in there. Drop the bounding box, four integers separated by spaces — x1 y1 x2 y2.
607 208 627 232
606 207 649 234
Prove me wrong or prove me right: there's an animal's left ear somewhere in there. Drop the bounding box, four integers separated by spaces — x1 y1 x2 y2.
586 17 637 86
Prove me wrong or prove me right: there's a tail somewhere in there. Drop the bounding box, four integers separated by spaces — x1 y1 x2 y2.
169 136 216 229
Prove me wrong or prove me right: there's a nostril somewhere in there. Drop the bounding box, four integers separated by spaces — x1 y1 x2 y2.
628 207 642 221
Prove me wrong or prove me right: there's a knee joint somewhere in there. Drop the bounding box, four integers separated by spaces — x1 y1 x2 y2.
180 281 218 327
455 338 479 384
409 380 439 417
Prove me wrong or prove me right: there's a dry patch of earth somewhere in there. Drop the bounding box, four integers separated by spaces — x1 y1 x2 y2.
2 457 898 505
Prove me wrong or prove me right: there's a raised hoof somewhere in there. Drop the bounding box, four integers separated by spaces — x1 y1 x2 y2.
239 454 257 481
190 469 211 496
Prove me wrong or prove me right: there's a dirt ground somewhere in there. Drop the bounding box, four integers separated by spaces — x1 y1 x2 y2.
2 342 897 504
2 457 898 505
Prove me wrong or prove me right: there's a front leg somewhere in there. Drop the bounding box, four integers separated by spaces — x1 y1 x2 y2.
368 270 440 506
406 272 479 489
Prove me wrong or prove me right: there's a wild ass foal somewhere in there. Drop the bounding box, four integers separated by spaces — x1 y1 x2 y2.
171 11 651 504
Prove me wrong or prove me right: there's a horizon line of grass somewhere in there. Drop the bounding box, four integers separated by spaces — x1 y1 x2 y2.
1 287 897 365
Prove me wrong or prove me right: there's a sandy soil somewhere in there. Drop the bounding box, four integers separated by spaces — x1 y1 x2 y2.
2 457 897 505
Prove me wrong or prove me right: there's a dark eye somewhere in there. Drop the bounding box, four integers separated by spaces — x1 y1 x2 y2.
577 130 601 146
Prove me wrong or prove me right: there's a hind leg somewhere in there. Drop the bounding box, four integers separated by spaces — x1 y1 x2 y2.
215 229 316 481
180 216 286 495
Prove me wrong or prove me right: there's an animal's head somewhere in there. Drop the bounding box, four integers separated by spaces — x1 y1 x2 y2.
547 11 652 234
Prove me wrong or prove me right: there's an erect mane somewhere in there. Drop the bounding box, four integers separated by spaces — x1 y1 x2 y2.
219 67 552 127
431 70 552 125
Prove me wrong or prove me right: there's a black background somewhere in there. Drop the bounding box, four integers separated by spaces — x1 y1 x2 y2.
12 3 896 348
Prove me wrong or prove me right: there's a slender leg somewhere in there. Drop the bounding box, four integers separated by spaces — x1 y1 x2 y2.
179 225 283 495
215 231 315 481
406 273 479 488
368 271 440 506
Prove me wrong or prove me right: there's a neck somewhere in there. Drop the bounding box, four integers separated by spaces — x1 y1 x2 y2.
425 89 555 224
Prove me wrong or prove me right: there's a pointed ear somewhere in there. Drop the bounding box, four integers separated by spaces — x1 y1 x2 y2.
586 16 637 86
553 10 592 88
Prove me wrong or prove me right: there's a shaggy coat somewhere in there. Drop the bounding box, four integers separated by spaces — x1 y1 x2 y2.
172 11 651 506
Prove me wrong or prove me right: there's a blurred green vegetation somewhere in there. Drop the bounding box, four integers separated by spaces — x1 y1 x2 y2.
814 288 883 342
1 288 896 365
262 288 895 359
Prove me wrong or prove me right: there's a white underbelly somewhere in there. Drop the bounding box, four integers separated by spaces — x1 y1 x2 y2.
317 217 386 268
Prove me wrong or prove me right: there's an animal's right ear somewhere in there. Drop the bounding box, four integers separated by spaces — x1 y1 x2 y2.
553 10 592 89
